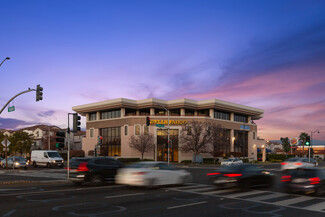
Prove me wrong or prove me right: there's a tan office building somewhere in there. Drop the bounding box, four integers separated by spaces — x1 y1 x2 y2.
72 98 264 162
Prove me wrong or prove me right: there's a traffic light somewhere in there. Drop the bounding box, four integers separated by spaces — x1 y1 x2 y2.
305 136 310 146
56 131 65 149
146 117 150 126
73 113 81 132
36 84 43 101
98 136 103 145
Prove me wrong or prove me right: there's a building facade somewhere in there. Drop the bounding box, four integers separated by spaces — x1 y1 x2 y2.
72 98 264 162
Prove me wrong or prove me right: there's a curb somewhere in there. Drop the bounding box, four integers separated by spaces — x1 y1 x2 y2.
0 179 69 187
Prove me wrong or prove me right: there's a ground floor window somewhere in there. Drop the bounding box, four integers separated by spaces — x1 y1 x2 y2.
157 129 179 162
100 127 121 156
234 130 248 157
212 129 230 157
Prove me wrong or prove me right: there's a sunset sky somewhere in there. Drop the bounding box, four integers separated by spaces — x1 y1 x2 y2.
1 0 325 141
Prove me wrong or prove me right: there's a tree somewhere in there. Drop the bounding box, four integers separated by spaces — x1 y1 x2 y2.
179 121 213 157
129 134 155 160
8 131 33 156
299 132 309 151
280 137 290 153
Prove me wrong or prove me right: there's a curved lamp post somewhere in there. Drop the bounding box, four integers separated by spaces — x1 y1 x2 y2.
0 57 10 67
310 130 320 162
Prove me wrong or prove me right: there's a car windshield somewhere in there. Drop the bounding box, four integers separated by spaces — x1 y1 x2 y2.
47 152 61 158
225 159 234 162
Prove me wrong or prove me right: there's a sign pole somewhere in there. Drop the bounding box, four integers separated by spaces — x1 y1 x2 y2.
5 139 8 170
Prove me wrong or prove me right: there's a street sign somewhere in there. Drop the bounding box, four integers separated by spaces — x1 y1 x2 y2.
156 124 165 128
1 139 10 146
8 106 15 112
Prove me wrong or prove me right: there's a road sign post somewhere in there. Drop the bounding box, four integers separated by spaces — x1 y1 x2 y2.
1 139 10 170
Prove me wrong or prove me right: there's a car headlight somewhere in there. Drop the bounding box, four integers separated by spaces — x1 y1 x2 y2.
15 162 20 165
52 160 56 163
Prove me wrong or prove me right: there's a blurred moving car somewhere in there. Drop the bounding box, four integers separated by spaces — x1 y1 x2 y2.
281 158 318 171
69 157 124 185
281 167 325 195
207 164 273 189
115 162 192 187
1 156 29 169
221 158 243 166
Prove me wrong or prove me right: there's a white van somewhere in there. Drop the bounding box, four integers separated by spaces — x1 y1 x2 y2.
31 150 64 168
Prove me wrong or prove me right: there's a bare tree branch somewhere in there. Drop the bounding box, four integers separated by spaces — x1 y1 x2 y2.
129 134 155 160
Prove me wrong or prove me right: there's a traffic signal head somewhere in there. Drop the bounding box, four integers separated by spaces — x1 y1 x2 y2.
98 136 103 145
73 113 81 132
146 117 150 126
56 131 65 149
305 135 310 146
36 84 43 101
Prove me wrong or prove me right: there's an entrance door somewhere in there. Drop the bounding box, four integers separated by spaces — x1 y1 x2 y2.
157 129 179 162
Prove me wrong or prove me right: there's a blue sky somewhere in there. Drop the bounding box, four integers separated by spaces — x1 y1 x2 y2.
1 0 325 141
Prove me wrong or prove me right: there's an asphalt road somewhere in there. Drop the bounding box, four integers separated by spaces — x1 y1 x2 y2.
0 163 325 216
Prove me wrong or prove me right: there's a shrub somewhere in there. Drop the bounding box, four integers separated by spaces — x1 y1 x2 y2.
180 160 192 164
203 158 214 164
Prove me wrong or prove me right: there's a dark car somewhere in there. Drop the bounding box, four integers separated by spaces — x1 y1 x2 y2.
207 164 274 189
281 167 325 195
68 157 124 185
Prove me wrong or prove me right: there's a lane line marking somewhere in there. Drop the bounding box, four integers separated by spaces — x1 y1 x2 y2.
167 201 207 209
105 193 145 199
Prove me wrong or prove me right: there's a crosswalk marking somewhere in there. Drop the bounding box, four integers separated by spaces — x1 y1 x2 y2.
167 183 325 213
204 188 239 195
273 196 313 206
188 186 216 192
304 201 325 211
247 192 285 201
225 190 265 198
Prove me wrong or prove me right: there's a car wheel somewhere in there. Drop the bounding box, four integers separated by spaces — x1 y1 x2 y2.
147 178 157 189
33 161 37 168
47 163 51 168
90 175 103 186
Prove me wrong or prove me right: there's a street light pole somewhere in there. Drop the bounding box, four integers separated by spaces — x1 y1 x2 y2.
0 57 10 68
310 130 320 162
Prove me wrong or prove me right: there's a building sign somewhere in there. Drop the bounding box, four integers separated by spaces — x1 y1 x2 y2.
240 125 250 130
150 120 188 125
290 137 298 146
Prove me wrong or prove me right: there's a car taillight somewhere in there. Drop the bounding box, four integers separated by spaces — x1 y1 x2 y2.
133 172 147 175
309 177 320 185
294 163 302 165
206 173 220 176
281 175 291 182
281 163 288 165
223 174 242 177
76 162 89 172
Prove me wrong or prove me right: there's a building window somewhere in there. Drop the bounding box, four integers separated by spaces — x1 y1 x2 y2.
144 126 149 135
90 128 94 138
214 110 230 120
234 114 248 123
124 125 128 136
100 127 121 157
100 109 121 120
135 125 140 135
253 132 256 140
89 113 97 121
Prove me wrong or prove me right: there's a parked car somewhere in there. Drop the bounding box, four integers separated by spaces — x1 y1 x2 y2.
281 167 325 195
31 150 64 168
281 158 317 171
221 158 243 166
2 156 29 169
69 157 124 185
115 162 192 187
207 164 274 189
